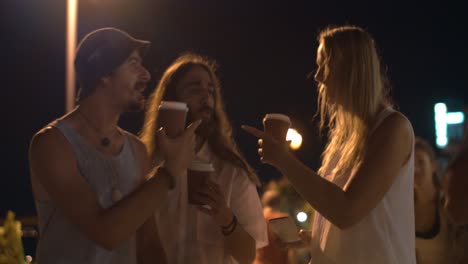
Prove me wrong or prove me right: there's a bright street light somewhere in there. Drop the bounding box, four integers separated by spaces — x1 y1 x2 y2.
287 128 303 150
296 211 308 223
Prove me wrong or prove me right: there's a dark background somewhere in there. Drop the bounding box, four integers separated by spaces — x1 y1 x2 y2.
1 0 467 223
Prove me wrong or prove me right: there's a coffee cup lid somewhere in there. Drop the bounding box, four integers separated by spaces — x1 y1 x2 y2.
159 101 189 111
188 160 215 172
263 113 291 124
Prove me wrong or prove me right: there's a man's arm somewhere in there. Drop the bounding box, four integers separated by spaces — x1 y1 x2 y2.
29 127 172 250
133 136 167 263
223 173 267 264
136 215 166 264
194 176 266 264
223 217 257 264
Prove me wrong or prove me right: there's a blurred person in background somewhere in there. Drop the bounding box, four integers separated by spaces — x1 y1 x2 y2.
443 125 468 263
413 137 451 264
254 188 291 264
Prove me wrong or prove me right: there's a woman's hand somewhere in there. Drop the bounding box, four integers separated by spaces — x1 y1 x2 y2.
241 125 291 168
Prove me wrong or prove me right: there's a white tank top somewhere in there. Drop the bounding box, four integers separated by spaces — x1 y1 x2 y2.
310 107 416 264
35 120 140 264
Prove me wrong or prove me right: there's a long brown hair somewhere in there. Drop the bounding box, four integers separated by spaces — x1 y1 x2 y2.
140 53 260 185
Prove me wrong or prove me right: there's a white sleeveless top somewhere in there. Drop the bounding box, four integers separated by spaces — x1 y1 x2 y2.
310 108 416 264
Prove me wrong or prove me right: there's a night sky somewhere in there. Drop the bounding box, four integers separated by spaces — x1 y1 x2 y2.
2 0 467 218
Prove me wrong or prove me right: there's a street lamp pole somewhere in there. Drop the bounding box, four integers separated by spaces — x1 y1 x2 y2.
66 0 78 112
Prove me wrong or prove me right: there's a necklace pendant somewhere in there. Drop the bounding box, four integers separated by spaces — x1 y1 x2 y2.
112 188 123 203
101 137 111 147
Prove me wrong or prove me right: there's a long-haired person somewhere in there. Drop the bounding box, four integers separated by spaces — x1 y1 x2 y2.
243 25 416 264
140 53 267 263
414 137 451 263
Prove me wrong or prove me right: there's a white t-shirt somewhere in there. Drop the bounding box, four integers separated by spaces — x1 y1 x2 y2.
155 143 268 264
310 108 417 264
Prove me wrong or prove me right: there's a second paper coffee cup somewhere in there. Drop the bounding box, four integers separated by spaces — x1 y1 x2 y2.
187 160 215 205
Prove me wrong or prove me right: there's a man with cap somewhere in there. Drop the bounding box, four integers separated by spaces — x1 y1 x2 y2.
29 27 199 263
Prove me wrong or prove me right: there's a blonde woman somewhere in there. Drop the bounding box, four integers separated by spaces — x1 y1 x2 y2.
243 25 416 264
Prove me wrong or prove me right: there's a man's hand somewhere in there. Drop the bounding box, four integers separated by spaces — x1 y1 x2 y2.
157 120 201 176
191 180 234 227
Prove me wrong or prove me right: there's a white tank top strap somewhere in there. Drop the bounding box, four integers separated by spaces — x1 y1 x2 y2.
369 107 396 134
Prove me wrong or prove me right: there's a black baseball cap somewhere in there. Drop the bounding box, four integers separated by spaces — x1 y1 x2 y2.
74 27 151 100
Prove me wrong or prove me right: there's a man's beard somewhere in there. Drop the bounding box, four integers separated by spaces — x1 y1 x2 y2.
187 110 216 138
124 82 147 112
196 119 216 138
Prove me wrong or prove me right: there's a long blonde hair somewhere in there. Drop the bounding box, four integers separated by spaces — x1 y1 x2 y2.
140 53 260 185
317 26 391 178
